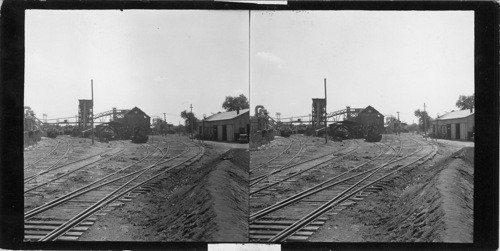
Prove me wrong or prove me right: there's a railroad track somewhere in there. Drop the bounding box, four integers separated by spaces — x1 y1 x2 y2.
250 136 295 174
24 143 127 194
24 137 123 184
250 136 310 186
24 138 61 169
250 138 359 196
24 139 205 241
249 135 437 242
24 137 73 181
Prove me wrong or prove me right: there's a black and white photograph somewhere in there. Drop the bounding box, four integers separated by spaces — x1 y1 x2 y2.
248 11 475 242
23 9 250 242
2 1 497 249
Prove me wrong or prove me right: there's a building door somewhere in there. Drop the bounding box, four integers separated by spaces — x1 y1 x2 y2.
455 123 461 140
213 125 218 140
227 124 234 141
217 125 223 141
446 124 451 139
222 125 227 141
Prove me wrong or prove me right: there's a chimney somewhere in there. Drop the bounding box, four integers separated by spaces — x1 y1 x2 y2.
237 108 240 115
470 107 473 113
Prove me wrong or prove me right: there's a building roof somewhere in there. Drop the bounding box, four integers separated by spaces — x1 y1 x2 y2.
125 107 150 118
359 105 384 117
437 109 474 120
205 109 249 122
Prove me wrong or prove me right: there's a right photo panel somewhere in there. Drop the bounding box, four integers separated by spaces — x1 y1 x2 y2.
249 11 474 242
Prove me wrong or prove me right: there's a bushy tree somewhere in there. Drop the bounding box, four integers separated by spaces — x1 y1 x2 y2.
455 94 474 110
222 94 249 112
180 110 198 134
414 109 432 131
406 123 419 132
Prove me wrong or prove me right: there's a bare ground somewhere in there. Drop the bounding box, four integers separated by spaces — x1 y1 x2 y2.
309 138 474 242
79 141 249 242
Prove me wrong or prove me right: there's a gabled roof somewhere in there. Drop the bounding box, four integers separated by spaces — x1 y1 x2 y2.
125 107 150 118
358 105 384 117
437 109 474 120
205 109 249 122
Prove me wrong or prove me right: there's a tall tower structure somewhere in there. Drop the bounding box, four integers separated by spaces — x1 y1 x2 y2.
311 98 326 128
78 99 93 130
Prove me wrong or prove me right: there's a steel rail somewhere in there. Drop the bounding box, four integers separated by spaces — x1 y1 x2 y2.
249 141 394 222
250 140 360 196
250 137 308 185
250 138 353 186
250 137 294 173
24 138 61 168
268 137 435 242
25 142 177 219
24 141 121 183
249 138 401 222
39 143 204 241
24 147 127 193
24 139 73 182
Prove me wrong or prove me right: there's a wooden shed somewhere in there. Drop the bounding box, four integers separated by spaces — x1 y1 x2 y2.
433 109 474 140
199 109 250 142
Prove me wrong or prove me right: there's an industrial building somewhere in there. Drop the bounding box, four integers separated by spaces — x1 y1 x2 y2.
78 99 93 131
95 106 151 140
199 109 250 142
118 107 151 132
311 98 326 128
432 109 474 140
346 105 385 129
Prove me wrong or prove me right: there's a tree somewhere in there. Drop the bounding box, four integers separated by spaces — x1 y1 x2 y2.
406 123 419 132
455 94 474 110
180 110 198 134
222 94 249 112
414 109 432 132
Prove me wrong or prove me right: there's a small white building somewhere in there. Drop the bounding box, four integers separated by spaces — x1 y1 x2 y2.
433 109 474 140
199 109 250 142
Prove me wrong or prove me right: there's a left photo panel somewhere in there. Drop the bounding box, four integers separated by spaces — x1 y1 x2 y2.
24 10 250 242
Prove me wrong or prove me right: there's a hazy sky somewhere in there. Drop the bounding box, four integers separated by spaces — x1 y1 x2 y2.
25 10 249 124
26 10 473 125
250 11 474 124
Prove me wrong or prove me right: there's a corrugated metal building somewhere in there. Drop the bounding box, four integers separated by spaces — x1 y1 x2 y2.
433 109 474 140
199 109 250 142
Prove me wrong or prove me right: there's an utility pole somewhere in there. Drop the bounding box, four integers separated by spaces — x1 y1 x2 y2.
423 103 427 138
163 113 167 139
324 78 328 144
91 80 94 145
397 111 400 135
190 104 193 141
202 114 206 143
436 113 439 138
